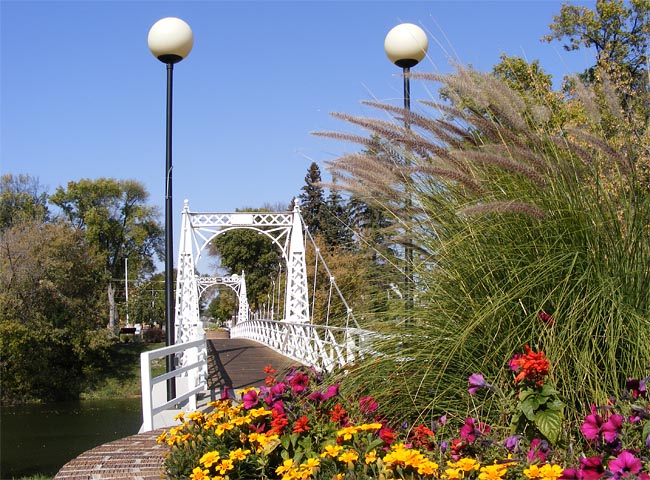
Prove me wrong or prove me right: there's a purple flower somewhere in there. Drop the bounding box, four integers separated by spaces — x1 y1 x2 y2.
608 450 642 478
581 404 603 441
601 414 623 443
459 418 489 443
503 434 523 453
309 384 339 402
467 373 491 395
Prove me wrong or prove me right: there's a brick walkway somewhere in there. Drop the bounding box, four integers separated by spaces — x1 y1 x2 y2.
55 338 301 479
54 428 167 480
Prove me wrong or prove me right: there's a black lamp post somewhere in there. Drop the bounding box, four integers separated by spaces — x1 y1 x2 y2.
384 23 428 311
148 16 193 401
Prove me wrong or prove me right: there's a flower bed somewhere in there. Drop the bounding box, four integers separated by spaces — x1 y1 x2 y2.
158 349 649 479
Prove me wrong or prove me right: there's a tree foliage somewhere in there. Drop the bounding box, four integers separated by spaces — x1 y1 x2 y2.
298 162 327 236
49 178 163 329
0 174 49 232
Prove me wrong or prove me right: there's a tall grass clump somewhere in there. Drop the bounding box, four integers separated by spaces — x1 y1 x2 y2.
317 64 650 432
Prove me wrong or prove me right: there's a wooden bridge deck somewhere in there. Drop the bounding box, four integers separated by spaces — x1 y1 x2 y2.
54 338 301 480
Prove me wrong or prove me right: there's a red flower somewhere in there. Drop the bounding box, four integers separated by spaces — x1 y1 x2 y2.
329 403 348 424
292 415 310 434
510 345 550 385
379 426 397 445
268 409 289 435
409 424 435 449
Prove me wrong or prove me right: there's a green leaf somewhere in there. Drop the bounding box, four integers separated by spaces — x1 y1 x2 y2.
519 396 541 421
546 398 565 411
518 387 535 401
540 384 559 396
535 409 563 445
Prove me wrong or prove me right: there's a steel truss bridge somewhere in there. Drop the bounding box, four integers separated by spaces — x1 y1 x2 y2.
141 200 377 431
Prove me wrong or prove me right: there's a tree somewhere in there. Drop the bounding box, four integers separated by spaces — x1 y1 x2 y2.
208 209 282 312
0 220 109 402
298 162 327 235
543 0 650 128
206 290 237 326
49 178 163 330
0 174 49 231
127 273 165 328
323 184 354 248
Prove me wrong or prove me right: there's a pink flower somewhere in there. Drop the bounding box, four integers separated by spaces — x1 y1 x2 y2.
288 372 310 394
601 414 623 443
608 450 642 478
508 353 522 371
527 438 550 463
459 418 490 443
359 396 378 414
581 405 603 441
308 384 339 402
579 456 605 480
242 389 259 409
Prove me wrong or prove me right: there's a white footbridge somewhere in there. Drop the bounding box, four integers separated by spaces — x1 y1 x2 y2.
140 200 377 431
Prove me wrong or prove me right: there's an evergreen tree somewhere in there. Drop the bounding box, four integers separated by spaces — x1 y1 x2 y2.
323 184 353 248
298 162 326 235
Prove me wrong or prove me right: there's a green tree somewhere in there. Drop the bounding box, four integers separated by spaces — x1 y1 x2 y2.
127 273 165 328
0 220 109 402
206 290 237 326
0 174 49 231
543 0 650 128
298 162 327 235
323 184 353 248
49 178 163 330
208 209 281 312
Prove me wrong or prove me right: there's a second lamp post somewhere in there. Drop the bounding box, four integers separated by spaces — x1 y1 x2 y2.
384 23 428 311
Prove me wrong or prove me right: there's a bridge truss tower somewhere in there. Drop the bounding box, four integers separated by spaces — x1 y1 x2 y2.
175 200 309 344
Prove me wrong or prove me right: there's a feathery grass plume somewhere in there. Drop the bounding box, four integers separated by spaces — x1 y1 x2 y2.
323 60 650 436
453 150 547 186
459 201 546 220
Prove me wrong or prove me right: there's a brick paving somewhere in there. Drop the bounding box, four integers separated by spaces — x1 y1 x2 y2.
55 338 302 479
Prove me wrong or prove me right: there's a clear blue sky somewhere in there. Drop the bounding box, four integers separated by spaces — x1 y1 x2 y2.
1 0 596 260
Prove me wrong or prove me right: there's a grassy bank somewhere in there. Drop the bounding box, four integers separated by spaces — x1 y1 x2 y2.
81 341 165 400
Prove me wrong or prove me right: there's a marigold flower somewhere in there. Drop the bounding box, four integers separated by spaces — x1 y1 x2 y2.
337 449 359 463
228 448 250 461
539 463 564 480
199 450 220 468
365 450 377 464
524 464 543 478
189 466 210 480
454 457 479 472
276 458 295 475
478 462 509 480
320 444 343 458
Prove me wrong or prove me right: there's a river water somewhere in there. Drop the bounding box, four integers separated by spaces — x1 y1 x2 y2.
1 398 143 478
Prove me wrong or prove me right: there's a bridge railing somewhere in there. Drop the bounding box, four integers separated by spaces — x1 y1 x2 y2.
230 319 380 372
140 339 207 432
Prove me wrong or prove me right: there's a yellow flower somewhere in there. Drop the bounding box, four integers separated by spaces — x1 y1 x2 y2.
524 464 543 478
174 411 185 421
454 458 480 472
320 444 344 458
337 449 359 463
365 450 378 464
359 422 384 431
249 407 273 418
276 458 295 475
337 426 359 440
301 457 320 470
155 431 167 443
443 467 462 479
189 466 209 480
215 459 234 475
199 451 220 468
478 462 508 480
228 448 251 461
539 464 564 480
417 459 439 475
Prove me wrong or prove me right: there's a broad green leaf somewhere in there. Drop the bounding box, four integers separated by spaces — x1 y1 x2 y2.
535 409 563 445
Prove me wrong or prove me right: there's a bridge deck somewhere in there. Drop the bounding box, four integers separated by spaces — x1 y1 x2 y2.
54 338 302 480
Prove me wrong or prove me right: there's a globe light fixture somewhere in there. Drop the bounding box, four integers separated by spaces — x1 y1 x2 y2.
148 17 193 401
384 23 428 312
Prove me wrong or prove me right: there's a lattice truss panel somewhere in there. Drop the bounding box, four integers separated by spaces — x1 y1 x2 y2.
196 273 250 325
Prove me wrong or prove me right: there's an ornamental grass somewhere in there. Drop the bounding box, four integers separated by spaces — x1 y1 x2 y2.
159 350 650 479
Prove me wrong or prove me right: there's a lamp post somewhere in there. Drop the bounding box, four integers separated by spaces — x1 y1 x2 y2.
384 23 428 311
148 16 193 401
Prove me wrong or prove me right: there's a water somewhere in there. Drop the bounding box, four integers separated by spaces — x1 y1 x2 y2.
1 398 143 479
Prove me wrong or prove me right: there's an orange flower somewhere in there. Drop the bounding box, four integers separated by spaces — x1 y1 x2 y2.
329 403 348 424
511 345 550 385
293 415 311 434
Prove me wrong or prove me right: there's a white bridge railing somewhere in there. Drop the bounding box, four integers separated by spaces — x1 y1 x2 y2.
140 339 207 432
230 319 378 372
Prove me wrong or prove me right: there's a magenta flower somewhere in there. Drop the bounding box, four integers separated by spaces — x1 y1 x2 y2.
288 372 310 394
579 456 605 480
242 389 259 409
508 353 522 371
581 404 604 441
459 418 490 443
608 450 642 478
308 384 339 402
526 438 550 463
467 373 491 395
601 413 623 443
359 395 378 414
